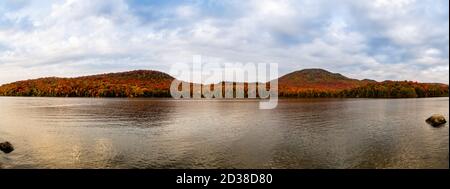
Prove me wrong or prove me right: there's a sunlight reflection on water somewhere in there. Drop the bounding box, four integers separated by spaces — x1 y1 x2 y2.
0 97 448 169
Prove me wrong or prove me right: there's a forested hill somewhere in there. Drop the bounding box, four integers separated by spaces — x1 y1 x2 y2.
277 69 449 98
0 69 448 98
0 70 174 97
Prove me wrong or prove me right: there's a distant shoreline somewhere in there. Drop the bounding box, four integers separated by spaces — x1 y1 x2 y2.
1 69 448 98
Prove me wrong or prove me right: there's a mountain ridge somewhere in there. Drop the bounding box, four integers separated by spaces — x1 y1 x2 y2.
278 68 364 92
0 69 448 98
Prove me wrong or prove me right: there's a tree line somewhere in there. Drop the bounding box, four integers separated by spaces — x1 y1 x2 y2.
0 76 448 98
279 81 449 98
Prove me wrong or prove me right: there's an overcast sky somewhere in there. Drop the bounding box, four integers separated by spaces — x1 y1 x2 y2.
0 0 448 84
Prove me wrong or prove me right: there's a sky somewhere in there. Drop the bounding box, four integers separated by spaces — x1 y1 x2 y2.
0 0 448 84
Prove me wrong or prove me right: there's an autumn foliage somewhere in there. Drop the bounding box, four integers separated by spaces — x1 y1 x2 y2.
338 81 449 98
0 70 174 97
277 69 449 98
0 69 448 98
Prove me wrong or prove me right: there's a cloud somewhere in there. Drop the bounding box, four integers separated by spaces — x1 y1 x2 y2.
0 0 448 84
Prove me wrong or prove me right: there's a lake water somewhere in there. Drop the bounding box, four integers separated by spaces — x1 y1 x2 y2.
0 97 448 169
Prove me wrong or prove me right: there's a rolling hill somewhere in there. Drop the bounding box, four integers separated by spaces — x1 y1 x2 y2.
277 69 448 97
0 70 174 97
277 68 367 96
0 69 448 98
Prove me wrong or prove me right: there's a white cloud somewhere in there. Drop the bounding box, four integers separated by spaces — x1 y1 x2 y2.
175 5 197 18
0 0 448 84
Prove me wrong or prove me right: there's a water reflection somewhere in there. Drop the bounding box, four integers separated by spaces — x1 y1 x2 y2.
0 97 448 168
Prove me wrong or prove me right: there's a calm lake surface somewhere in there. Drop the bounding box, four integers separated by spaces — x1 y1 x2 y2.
0 97 448 169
